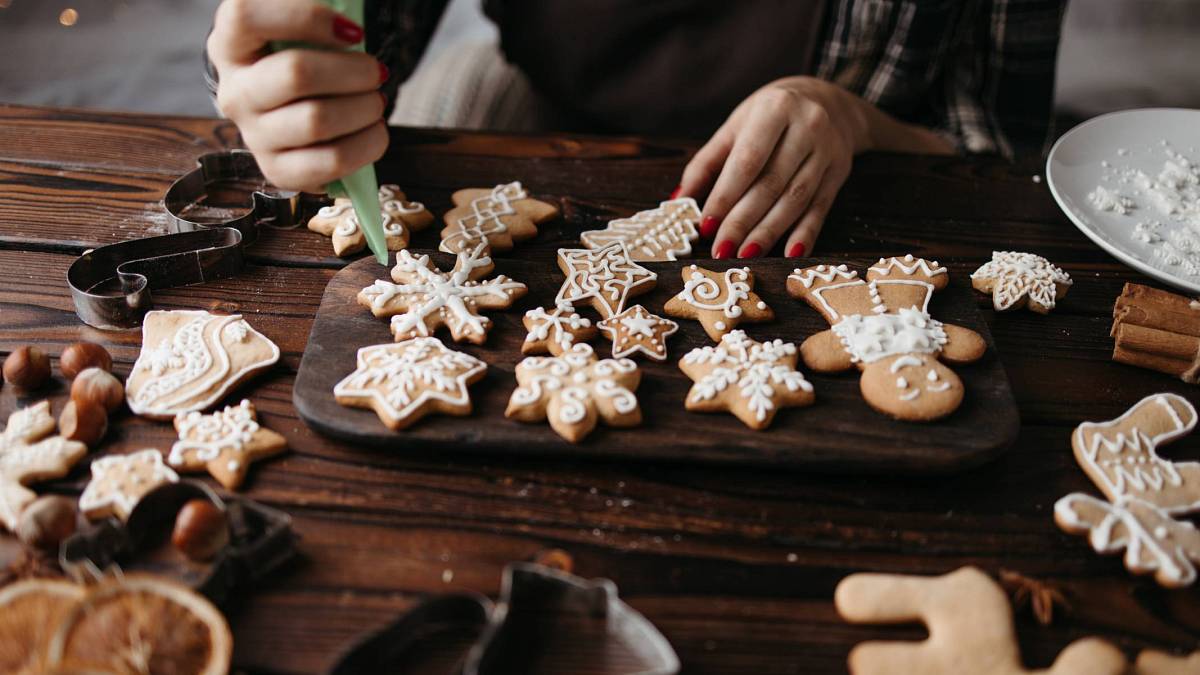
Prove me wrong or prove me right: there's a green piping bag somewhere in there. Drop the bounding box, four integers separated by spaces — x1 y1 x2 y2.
273 0 388 264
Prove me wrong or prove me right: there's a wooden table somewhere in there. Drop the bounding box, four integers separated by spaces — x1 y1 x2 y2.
1 104 1197 673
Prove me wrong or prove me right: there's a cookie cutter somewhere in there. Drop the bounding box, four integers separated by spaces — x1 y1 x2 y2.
59 480 297 607
68 150 302 330
329 561 680 675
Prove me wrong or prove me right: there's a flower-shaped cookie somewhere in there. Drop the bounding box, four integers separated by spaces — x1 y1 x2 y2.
308 185 434 257
0 401 88 531
664 265 772 341
971 251 1072 313
522 303 597 356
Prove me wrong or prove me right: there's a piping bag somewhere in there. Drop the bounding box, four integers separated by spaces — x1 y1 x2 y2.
272 0 388 264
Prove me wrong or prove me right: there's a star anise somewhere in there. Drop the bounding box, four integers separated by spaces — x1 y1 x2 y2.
999 569 1069 626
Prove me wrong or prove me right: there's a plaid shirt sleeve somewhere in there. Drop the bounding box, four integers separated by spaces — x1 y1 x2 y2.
816 0 1067 158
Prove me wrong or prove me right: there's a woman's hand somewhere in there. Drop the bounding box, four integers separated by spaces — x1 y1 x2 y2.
677 76 952 258
207 0 389 193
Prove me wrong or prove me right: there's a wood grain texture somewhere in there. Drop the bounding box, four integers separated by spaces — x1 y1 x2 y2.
0 104 1197 674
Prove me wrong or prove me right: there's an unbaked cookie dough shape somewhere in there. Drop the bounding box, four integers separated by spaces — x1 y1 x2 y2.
787 257 986 421
126 310 281 421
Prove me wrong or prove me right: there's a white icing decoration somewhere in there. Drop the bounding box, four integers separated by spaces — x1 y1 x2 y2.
899 389 920 401
555 242 657 317
78 449 179 518
597 305 678 361
580 197 700 261
895 377 908 389
440 182 528 253
681 330 812 422
831 308 948 364
971 251 1073 311
787 264 857 289
868 254 946 278
334 338 487 422
509 343 640 430
0 402 88 530
675 266 752 318
169 399 258 467
523 303 592 353
926 381 951 392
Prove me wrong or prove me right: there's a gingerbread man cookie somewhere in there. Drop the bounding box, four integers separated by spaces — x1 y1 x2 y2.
522 303 597 356
79 449 179 521
308 185 434 257
168 400 287 490
335 338 487 431
555 242 657 319
1055 393 1200 587
597 305 678 361
836 567 1127 675
0 401 88 532
506 343 641 442
440 182 559 254
358 244 528 345
787 258 986 421
971 251 1072 313
679 330 814 429
580 197 701 262
664 265 772 341
126 310 281 420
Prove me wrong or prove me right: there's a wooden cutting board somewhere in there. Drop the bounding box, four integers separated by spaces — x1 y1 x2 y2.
294 253 1018 473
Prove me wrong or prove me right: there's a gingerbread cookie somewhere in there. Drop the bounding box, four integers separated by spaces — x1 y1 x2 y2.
971 251 1072 313
168 400 287 490
664 265 772 341
506 343 641 442
522 303 597 356
597 305 678 361
836 566 1127 675
555 242 657 319
788 258 986 421
126 310 280 420
335 338 487 431
580 197 701 262
440 182 559 254
79 449 179 521
1055 393 1200 587
0 402 88 532
679 330 814 429
358 244 528 345
308 185 434 257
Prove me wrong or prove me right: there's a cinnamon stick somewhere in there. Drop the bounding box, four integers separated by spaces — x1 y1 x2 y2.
1112 283 1200 338
1110 283 1200 382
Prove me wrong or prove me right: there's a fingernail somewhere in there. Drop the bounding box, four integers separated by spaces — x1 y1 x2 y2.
378 62 390 85
333 16 364 43
699 216 719 239
668 184 682 200
787 242 807 258
738 242 762 259
714 240 735 260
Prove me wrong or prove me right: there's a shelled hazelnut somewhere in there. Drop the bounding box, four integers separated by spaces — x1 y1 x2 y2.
16 495 78 551
70 368 124 413
59 342 112 380
3 347 51 390
59 400 108 447
172 499 230 562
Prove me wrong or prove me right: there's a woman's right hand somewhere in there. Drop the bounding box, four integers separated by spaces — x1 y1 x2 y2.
207 0 389 193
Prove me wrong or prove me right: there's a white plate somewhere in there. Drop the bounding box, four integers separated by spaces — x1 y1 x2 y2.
1046 108 1200 294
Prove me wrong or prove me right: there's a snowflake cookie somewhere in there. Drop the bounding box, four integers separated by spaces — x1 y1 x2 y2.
79 449 179 521
663 265 773 341
440 182 559 254
970 251 1072 313
126 310 281 421
555 242 657 319
580 197 701 262
0 401 88 532
334 338 487 431
522 303 597 356
506 343 641 443
307 185 434 257
787 257 986 422
358 243 528 345
168 400 288 490
597 305 678 361
679 330 814 430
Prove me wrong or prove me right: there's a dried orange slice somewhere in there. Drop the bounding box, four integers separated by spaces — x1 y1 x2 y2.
0 578 85 675
45 574 232 675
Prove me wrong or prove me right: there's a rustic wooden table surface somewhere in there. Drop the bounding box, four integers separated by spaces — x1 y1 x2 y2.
1 104 1198 674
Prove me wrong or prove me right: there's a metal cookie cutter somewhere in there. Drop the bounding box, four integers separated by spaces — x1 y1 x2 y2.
68 150 301 330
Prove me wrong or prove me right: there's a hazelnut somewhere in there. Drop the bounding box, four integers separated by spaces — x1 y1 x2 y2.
59 342 112 380
172 499 229 562
3 347 51 390
16 495 78 551
70 368 124 413
58 399 108 447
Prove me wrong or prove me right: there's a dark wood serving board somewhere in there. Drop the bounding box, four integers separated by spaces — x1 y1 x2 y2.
294 253 1018 473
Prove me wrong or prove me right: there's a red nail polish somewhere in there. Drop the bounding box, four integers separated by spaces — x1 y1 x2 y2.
738 242 762 259
714 240 735 260
378 62 390 85
668 185 682 200
333 16 364 43
787 242 807 258
699 216 719 239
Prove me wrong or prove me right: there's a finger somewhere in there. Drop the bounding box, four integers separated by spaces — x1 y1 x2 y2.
678 121 735 203
783 157 849 257
259 121 388 191
736 150 827 257
209 0 361 68
246 91 385 150
700 93 791 237
224 49 382 113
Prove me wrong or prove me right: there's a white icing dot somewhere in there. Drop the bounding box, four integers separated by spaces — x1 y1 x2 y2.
895 377 908 389
756 301 766 310
714 321 726 331
1155 526 1169 539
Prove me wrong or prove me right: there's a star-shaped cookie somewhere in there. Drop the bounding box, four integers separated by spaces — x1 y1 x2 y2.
555 242 657 319
308 184 434 257
440 182 559 254
597 305 678 361
522 303 597 356
79 449 179 521
0 401 88 532
970 251 1072 313
664 265 773 341
167 400 288 491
